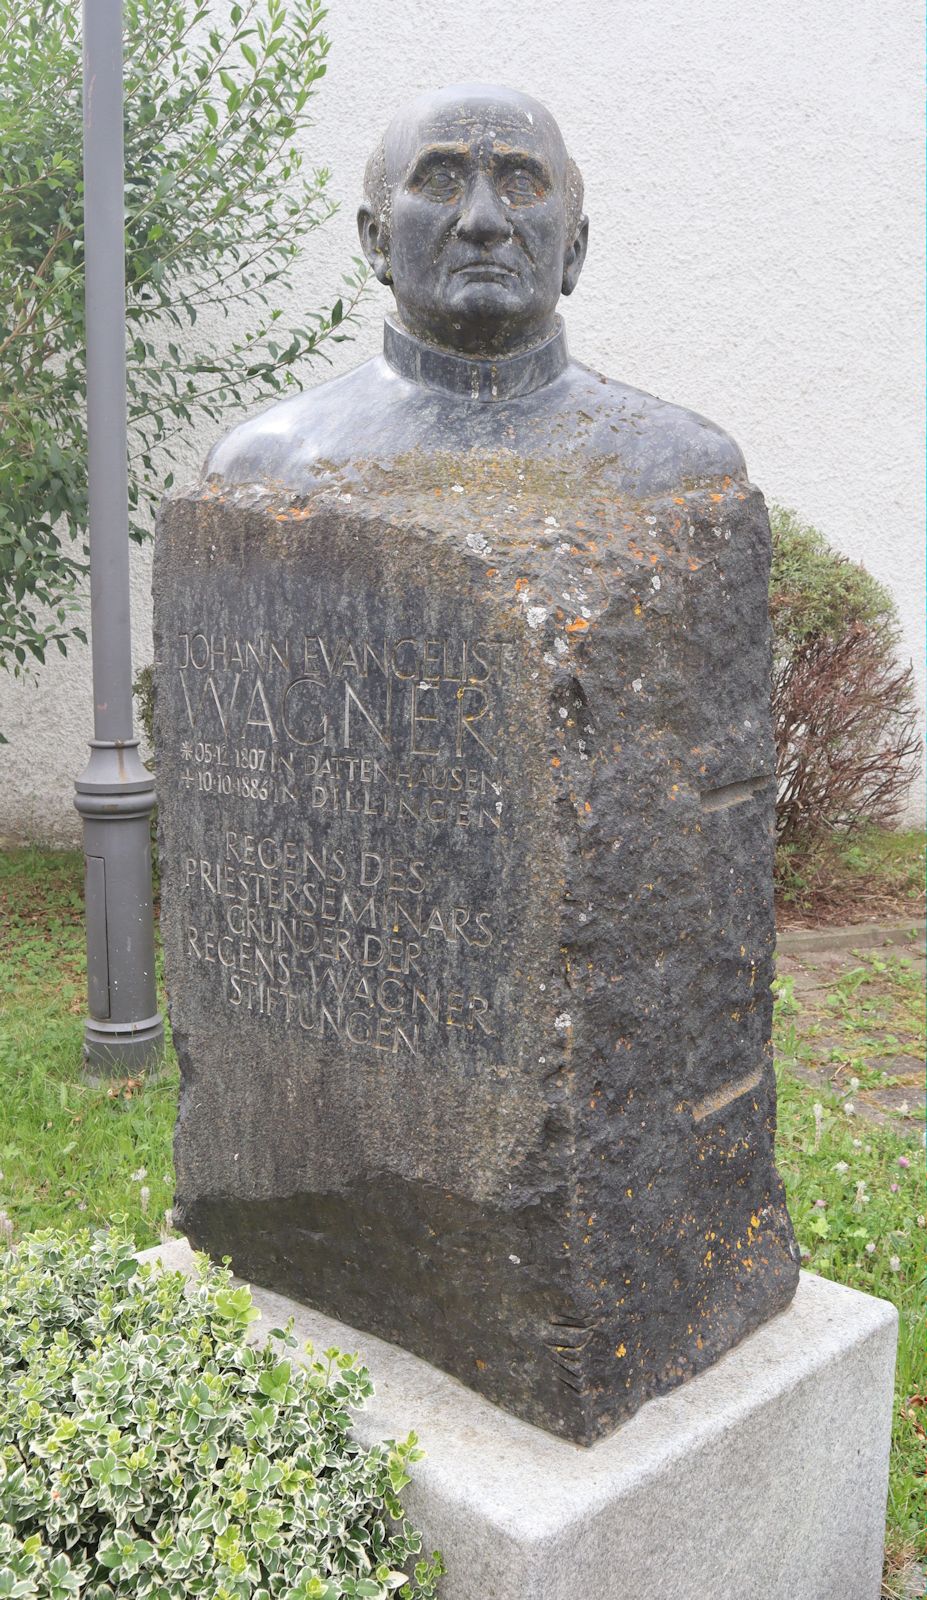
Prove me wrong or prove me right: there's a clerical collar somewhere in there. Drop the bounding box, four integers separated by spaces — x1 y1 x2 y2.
383 317 569 402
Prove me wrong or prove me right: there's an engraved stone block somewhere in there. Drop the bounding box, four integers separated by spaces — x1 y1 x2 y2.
154 456 799 1444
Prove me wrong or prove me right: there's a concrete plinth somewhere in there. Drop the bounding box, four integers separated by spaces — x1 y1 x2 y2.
146 1241 896 1600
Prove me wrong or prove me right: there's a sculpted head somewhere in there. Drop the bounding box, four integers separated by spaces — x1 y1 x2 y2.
358 83 588 358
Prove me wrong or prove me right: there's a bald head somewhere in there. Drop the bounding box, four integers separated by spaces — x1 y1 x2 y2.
364 85 585 250
358 84 588 357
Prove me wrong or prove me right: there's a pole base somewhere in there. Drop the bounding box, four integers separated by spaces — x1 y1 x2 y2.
75 736 164 1084
82 1012 165 1081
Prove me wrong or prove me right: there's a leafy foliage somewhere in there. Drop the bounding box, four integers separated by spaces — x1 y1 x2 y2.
769 507 920 848
0 0 365 678
0 1230 443 1599
133 666 156 754
769 506 890 649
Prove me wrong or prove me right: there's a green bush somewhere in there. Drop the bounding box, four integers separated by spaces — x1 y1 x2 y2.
769 507 920 848
0 1230 443 1600
0 0 365 684
769 506 891 648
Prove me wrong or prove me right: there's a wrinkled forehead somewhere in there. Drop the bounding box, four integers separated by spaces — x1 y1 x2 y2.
384 85 569 187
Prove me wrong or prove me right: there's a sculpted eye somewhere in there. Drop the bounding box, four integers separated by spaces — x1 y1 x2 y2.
419 165 462 201
500 168 545 206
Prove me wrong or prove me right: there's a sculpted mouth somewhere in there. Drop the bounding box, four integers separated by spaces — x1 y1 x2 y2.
451 262 518 280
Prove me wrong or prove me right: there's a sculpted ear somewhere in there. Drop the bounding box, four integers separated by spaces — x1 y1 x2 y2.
561 215 589 296
357 204 393 286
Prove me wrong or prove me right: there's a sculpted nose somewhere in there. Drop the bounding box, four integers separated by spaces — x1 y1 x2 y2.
455 173 511 245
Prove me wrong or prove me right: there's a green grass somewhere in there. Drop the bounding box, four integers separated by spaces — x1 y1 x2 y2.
0 846 177 1246
776 947 924 1108
0 844 924 1571
776 824 926 920
773 962 926 1571
841 825 927 888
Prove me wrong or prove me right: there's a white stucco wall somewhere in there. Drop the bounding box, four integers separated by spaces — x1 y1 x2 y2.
1 0 923 842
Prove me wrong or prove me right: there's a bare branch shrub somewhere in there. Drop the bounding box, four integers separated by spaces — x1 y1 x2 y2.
769 507 921 850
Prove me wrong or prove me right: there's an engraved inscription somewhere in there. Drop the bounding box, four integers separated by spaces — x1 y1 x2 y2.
172 628 515 1062
182 831 498 1058
171 630 511 830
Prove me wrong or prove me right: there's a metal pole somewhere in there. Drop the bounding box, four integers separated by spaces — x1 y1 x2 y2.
74 0 163 1076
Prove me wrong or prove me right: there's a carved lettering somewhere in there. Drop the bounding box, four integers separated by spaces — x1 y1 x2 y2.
175 627 512 1057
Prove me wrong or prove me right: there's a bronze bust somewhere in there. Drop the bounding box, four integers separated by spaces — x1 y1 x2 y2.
207 83 744 500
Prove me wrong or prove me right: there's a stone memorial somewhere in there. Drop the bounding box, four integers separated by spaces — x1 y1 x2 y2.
154 83 801 1447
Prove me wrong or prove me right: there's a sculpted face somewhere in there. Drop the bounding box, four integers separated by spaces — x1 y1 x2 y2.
359 84 588 357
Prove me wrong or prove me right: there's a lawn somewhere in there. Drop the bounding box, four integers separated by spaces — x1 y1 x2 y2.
0 847 177 1247
776 824 925 927
772 956 926 1585
0 843 924 1585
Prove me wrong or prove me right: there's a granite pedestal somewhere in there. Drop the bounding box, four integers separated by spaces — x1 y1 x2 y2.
146 1240 896 1600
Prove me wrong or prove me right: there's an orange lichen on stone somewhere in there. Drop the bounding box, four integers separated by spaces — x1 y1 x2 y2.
567 617 589 633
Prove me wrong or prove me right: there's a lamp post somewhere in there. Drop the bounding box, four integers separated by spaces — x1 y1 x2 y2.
74 0 163 1076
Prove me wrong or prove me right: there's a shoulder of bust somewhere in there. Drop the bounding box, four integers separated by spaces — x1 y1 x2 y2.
203 358 388 486
566 363 747 494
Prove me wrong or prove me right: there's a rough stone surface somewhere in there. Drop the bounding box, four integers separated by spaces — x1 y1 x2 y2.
144 1241 898 1600
154 379 799 1442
